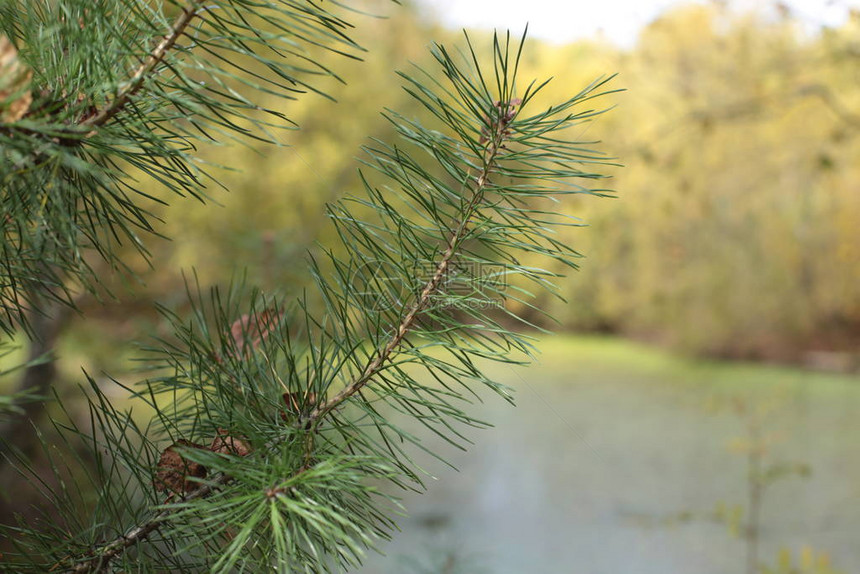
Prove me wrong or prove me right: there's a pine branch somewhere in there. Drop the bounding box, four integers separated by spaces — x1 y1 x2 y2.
305 106 515 425
54 93 522 574
84 2 202 129
57 444 336 573
0 0 368 335
3 27 619 573
63 476 222 574
1 2 201 136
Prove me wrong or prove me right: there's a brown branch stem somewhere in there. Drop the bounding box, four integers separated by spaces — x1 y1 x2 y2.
83 3 202 129
63 478 221 574
303 121 509 426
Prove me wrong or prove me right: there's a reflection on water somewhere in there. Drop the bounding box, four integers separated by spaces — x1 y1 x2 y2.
352 337 860 574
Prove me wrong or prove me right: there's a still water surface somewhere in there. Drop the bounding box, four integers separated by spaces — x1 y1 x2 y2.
352 337 860 574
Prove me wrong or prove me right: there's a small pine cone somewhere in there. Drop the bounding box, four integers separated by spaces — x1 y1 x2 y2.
227 307 284 359
279 391 318 422
209 428 252 457
154 440 207 496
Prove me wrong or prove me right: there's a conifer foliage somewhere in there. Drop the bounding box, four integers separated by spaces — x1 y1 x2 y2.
0 1 617 572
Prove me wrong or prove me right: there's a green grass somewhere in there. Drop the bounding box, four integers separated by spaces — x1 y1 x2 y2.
531 333 859 396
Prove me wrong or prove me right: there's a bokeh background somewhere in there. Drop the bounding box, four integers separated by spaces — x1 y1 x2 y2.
2 1 859 572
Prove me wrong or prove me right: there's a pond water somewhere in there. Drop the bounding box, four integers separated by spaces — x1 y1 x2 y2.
351 336 860 574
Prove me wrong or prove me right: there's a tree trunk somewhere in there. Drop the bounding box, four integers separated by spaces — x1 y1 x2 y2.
0 299 68 463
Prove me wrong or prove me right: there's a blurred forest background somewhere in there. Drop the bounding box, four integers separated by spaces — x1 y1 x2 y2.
2 0 859 572
9 0 855 372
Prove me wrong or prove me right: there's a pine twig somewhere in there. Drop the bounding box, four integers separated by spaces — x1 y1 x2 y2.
60 478 221 574
57 99 520 573
83 2 202 129
303 101 518 425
